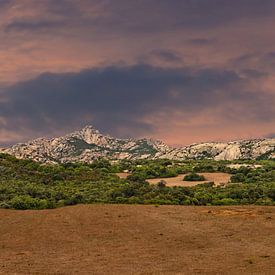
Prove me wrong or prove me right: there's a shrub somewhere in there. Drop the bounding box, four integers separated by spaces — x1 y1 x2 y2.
127 173 147 182
183 173 206 181
230 173 246 183
157 180 167 188
9 195 48 210
255 198 274 205
212 198 237 205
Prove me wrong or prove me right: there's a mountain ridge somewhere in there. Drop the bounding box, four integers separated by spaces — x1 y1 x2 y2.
1 125 275 163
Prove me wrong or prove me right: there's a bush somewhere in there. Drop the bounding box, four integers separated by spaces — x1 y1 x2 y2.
127 173 147 182
9 195 48 210
183 173 206 181
157 180 167 188
230 173 246 183
255 198 274 205
212 198 237 205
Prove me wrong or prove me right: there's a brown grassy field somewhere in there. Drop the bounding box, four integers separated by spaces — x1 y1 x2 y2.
0 205 274 274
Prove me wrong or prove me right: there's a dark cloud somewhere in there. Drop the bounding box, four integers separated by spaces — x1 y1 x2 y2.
138 50 183 65
241 69 267 78
4 19 65 33
187 38 215 45
92 0 275 32
0 63 274 144
2 0 80 34
231 53 259 65
233 51 275 67
45 0 81 16
4 0 275 35
261 52 275 68
149 50 183 63
230 52 275 77
0 0 12 7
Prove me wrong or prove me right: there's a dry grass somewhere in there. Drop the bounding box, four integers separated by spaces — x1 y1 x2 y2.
0 205 274 274
116 172 231 187
147 172 231 187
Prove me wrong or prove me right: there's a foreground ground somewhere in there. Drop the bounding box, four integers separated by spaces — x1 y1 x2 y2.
0 205 274 274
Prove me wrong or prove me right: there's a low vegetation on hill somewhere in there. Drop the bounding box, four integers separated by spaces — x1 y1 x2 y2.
0 154 274 209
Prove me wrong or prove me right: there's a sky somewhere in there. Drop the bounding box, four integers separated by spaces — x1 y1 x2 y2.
0 0 275 146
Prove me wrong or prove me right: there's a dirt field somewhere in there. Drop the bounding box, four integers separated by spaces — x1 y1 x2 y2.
0 205 274 274
147 172 231 187
116 172 231 187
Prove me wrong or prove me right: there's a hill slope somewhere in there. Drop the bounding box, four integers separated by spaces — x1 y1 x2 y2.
1 125 274 163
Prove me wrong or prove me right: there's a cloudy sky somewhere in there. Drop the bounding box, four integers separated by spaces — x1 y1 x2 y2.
0 0 275 146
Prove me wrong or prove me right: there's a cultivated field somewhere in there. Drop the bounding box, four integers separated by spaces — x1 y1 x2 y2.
0 205 274 274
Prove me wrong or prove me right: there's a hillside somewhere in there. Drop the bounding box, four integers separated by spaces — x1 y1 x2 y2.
1 126 275 163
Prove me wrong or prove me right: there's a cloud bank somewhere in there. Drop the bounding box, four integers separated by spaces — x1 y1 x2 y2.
0 63 274 145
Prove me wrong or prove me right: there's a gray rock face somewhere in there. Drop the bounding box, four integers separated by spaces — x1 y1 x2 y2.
0 126 274 163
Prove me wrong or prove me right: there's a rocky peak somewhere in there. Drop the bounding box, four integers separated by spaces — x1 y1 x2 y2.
0 126 274 163
68 125 110 146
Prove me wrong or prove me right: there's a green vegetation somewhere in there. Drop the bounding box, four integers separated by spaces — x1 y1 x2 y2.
0 153 274 209
183 173 206 181
68 137 97 156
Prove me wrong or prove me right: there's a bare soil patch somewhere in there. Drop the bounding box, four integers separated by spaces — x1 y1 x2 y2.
147 172 231 187
0 205 274 274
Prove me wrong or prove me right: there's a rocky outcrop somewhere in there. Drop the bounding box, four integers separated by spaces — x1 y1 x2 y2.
0 126 274 163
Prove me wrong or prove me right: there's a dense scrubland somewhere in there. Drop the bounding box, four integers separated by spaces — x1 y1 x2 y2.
0 153 274 209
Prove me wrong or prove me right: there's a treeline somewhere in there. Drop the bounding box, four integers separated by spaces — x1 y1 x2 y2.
0 154 274 209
